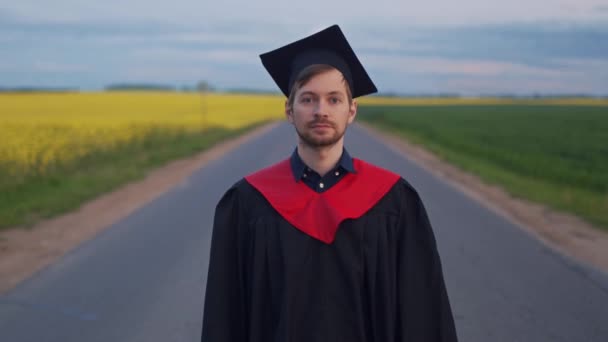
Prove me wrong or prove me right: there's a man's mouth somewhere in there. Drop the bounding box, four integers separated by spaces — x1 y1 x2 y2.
310 122 333 128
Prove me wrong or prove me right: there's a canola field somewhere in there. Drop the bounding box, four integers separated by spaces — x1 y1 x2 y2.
0 92 284 179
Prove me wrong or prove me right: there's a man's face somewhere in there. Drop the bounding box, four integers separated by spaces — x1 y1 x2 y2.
286 68 357 149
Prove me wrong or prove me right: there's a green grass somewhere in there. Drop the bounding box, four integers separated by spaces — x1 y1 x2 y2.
358 104 608 230
0 123 266 230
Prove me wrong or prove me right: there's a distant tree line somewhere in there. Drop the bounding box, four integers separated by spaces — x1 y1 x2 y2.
105 83 178 91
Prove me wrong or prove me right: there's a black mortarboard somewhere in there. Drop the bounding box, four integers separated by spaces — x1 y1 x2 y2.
260 25 377 98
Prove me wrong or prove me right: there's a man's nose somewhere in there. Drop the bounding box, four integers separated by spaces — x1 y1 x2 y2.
314 99 329 117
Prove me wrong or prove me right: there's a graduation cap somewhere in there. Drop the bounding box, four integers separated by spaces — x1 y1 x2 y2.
260 25 377 98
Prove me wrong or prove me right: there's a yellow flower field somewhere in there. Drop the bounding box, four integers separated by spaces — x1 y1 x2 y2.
0 92 284 178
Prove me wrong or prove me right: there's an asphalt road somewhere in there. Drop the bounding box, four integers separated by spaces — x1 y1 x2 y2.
1 122 608 342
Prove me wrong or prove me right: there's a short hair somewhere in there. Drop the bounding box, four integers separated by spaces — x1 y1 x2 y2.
287 64 353 108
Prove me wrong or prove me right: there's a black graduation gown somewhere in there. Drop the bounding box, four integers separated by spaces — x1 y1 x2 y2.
201 178 458 342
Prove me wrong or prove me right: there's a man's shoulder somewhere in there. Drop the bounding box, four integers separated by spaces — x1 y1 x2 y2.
353 158 400 179
244 158 290 180
353 158 401 177
352 158 421 202
216 158 292 210
354 157 420 185
391 177 422 202
223 178 259 198
214 178 267 215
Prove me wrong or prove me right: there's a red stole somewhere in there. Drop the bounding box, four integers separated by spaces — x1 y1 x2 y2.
245 158 400 244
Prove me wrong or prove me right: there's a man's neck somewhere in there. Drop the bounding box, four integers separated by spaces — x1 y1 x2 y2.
297 141 343 177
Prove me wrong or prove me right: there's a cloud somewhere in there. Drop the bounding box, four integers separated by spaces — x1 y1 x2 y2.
32 61 90 73
164 33 269 46
119 64 215 82
442 77 587 95
355 21 608 67
364 55 576 78
127 47 260 65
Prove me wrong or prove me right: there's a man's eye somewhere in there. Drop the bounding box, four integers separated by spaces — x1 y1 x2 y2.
329 97 341 104
300 97 312 103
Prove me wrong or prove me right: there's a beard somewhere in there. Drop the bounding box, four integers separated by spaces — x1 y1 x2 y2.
294 119 346 148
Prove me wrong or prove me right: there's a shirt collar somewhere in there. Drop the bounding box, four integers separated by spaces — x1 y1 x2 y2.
290 147 356 182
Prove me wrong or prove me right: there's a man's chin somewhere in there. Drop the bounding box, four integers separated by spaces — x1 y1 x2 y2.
302 136 341 148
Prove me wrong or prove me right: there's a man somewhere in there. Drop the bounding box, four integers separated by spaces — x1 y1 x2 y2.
201 25 458 342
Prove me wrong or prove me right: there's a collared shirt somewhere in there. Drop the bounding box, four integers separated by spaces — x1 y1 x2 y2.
290 148 356 193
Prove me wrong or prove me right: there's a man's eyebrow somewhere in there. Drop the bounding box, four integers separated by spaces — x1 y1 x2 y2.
299 90 345 96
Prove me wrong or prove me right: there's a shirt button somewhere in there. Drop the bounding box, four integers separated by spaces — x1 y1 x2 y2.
319 182 324 189
335 171 340 176
303 173 307 178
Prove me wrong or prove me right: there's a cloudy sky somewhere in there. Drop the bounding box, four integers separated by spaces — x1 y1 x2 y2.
1 0 607 95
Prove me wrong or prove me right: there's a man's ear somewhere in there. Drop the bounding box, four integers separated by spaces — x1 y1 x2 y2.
347 99 357 124
285 99 294 123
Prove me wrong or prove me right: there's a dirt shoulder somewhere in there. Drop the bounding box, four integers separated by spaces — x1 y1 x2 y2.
359 123 608 274
0 122 278 295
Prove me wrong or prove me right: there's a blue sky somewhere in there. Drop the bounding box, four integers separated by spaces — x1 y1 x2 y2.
1 0 607 95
